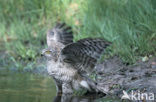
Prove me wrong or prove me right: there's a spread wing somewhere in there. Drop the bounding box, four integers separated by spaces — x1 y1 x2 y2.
60 38 111 74
47 23 73 47
55 23 73 45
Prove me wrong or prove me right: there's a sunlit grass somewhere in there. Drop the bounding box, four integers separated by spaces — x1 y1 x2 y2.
79 0 156 63
0 0 156 69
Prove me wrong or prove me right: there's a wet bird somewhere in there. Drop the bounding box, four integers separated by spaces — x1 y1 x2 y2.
41 23 111 94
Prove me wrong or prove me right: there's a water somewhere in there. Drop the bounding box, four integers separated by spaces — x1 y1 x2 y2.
0 69 120 102
0 69 56 102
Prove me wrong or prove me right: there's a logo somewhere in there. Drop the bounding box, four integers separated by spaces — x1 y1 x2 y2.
121 90 155 101
121 90 130 100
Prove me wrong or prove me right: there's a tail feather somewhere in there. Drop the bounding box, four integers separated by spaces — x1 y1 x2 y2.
80 80 91 91
81 75 102 93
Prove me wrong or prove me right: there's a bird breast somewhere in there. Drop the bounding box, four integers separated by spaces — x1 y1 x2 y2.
47 60 78 83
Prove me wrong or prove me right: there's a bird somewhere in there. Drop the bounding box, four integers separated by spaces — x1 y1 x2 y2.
41 23 111 94
42 47 91 94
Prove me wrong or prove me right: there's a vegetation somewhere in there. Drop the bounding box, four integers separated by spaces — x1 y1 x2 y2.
0 0 156 70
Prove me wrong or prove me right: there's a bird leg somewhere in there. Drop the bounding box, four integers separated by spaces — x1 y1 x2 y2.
53 78 62 95
62 83 73 94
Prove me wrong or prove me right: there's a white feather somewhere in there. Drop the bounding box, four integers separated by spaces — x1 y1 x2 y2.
80 80 91 91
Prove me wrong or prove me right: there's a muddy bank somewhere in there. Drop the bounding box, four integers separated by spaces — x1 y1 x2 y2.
1 52 155 101
95 56 156 101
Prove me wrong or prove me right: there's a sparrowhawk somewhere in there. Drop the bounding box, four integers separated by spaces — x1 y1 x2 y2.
41 23 111 94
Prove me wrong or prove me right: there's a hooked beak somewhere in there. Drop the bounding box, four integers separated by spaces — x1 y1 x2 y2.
41 52 44 57
41 49 46 57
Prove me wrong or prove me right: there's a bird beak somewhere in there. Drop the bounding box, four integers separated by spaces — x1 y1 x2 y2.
41 50 45 57
41 52 44 57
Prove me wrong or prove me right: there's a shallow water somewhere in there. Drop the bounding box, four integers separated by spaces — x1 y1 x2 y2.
0 69 120 102
0 69 56 102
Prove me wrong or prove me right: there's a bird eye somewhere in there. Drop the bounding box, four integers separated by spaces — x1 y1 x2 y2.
45 51 51 54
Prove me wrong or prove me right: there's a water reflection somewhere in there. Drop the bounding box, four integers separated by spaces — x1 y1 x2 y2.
0 69 120 102
0 69 99 102
53 94 98 102
0 69 56 102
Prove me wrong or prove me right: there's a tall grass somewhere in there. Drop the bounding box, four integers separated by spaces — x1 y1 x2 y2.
81 0 156 63
0 0 156 69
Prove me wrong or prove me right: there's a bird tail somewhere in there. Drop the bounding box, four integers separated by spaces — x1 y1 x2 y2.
81 75 103 93
79 76 107 95
80 80 91 91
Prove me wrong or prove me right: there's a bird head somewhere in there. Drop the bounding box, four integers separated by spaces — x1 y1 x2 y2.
41 48 57 61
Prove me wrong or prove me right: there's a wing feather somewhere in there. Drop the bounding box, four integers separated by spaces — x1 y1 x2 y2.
56 23 73 45
60 38 111 74
47 23 73 46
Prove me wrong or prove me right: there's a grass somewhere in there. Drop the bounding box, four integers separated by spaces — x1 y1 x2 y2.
80 0 156 63
0 0 156 70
